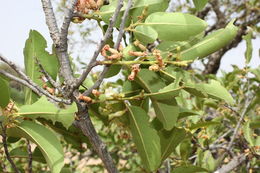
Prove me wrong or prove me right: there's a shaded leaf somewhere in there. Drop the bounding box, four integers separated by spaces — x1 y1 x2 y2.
190 121 220 130
172 165 208 173
19 96 76 129
127 105 161 171
7 121 64 173
135 69 180 130
243 28 253 64
0 77 10 108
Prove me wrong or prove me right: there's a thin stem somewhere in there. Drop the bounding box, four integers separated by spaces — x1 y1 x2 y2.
26 139 33 173
0 122 21 173
75 0 125 90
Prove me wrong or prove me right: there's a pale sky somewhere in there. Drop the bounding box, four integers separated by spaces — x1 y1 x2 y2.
0 1 259 73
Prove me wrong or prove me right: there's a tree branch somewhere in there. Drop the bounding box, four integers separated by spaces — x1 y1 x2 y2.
26 139 33 173
82 0 133 96
40 0 60 46
75 106 118 173
0 122 20 173
214 154 247 173
75 0 124 90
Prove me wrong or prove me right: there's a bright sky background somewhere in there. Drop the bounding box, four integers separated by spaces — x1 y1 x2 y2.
0 1 259 73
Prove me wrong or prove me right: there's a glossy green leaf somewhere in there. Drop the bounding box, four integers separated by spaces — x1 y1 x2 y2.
135 69 180 130
24 30 59 104
193 0 208 11
149 83 183 100
202 150 216 171
19 96 76 129
127 105 161 171
185 80 234 104
134 25 158 44
243 29 253 64
172 165 208 173
0 77 10 108
100 0 169 27
7 121 64 173
160 127 186 160
143 12 207 41
181 20 238 60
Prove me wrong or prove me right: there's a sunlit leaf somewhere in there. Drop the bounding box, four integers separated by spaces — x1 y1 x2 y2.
243 28 253 64
192 0 208 11
8 121 64 173
134 25 158 44
19 96 76 129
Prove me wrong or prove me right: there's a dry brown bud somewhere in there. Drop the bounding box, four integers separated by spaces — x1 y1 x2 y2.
128 51 147 57
78 95 92 103
92 89 101 97
149 64 160 71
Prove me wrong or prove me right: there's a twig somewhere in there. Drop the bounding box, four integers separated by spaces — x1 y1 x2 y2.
75 0 125 90
0 70 71 104
82 0 133 96
35 58 63 93
214 154 247 173
0 122 21 173
26 139 33 173
227 98 253 150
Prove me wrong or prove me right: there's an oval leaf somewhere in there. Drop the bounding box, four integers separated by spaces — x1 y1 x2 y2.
134 25 158 44
181 20 238 60
0 77 10 108
7 121 64 173
193 0 208 11
143 12 207 41
127 105 161 171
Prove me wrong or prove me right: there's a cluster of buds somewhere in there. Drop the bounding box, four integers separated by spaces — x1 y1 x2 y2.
149 49 165 71
128 40 148 57
78 94 92 104
128 64 140 81
101 44 123 60
75 0 104 14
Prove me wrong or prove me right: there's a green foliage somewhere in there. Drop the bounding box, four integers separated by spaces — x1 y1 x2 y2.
192 0 208 11
7 121 64 173
0 76 10 108
23 30 59 104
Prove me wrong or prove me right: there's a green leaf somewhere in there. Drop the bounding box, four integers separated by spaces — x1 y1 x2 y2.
185 80 234 105
160 127 186 160
23 30 59 104
192 0 208 11
134 25 158 44
19 96 76 129
127 105 161 172
104 65 121 78
149 83 183 100
100 0 169 27
243 28 253 64
0 77 10 108
7 121 64 173
172 165 208 173
181 20 238 60
243 121 255 146
190 121 220 130
143 12 207 41
135 69 180 130
122 44 138 60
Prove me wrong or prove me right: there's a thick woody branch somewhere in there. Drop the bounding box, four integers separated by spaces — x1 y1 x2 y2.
41 0 75 87
26 140 33 173
214 154 247 173
41 0 60 45
75 106 118 173
75 0 124 90
83 0 133 96
0 122 20 173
